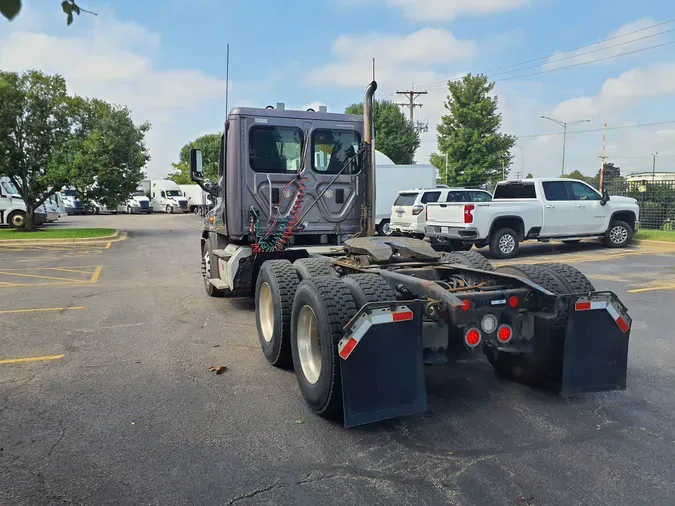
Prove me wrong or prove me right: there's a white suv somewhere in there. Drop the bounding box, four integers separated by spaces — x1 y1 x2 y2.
389 187 492 238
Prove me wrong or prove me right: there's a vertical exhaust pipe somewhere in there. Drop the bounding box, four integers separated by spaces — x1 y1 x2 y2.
363 80 378 237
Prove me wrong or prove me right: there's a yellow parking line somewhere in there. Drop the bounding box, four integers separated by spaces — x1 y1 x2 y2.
0 306 84 315
0 354 64 365
0 271 87 282
90 265 103 283
628 284 675 294
49 267 98 275
105 241 112 249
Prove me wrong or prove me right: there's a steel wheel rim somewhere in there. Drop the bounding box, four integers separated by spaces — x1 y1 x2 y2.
499 234 516 254
610 225 628 244
259 282 275 343
382 222 392 235
11 214 25 228
296 305 321 385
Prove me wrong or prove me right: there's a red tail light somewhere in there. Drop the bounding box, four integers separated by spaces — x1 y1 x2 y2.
412 205 424 216
497 325 513 343
460 299 471 312
465 328 482 348
508 296 519 308
464 204 475 224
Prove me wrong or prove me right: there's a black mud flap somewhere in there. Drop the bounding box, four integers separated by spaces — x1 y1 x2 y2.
338 301 427 428
561 292 631 395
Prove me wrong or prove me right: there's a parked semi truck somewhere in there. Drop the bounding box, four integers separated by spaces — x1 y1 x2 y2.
1 178 48 227
179 184 212 216
189 82 632 428
142 179 189 213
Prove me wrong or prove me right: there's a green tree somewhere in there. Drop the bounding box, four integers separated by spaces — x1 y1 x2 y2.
0 70 71 230
345 100 420 164
168 133 220 183
1 1 93 24
57 97 150 210
430 73 516 186
563 169 593 184
594 162 623 189
526 172 534 178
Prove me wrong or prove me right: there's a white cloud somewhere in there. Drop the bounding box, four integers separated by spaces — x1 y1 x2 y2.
345 0 531 22
545 18 667 70
0 10 231 178
306 28 474 89
553 62 675 122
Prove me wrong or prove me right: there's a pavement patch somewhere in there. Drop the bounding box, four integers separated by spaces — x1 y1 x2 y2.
0 265 102 287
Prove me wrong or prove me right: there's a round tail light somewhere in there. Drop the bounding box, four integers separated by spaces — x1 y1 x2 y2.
465 328 482 348
497 324 513 344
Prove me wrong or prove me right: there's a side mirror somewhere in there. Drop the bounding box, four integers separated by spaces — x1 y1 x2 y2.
190 149 204 182
600 188 610 205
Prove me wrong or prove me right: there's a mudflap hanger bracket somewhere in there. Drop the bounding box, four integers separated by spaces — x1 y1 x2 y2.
561 291 632 395
338 301 427 428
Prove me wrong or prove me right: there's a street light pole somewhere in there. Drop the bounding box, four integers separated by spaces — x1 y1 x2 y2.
540 116 590 176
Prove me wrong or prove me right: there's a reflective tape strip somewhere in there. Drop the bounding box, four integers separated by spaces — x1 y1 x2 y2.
338 305 413 360
575 295 631 333
575 300 607 311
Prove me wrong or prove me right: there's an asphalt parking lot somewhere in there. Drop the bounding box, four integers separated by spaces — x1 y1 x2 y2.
1 213 674 506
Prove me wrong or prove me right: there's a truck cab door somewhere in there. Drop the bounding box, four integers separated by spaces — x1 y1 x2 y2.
540 181 577 236
565 181 608 234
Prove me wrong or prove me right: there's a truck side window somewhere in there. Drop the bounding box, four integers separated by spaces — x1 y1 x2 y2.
470 191 492 202
249 126 303 173
566 181 601 201
542 181 570 201
312 129 361 175
161 191 166 198
446 191 467 202
421 191 441 204
493 183 536 199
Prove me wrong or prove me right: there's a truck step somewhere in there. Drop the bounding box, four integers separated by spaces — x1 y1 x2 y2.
208 278 230 290
212 249 232 260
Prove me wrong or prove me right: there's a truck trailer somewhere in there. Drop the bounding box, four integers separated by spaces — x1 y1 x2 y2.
189 82 632 428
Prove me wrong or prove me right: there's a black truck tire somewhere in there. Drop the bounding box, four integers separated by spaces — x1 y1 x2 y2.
341 273 396 308
603 219 633 248
255 260 300 369
293 257 336 280
441 251 494 271
490 228 520 259
377 219 393 236
539 263 595 294
484 264 570 385
290 276 357 418
202 241 224 298
7 210 26 229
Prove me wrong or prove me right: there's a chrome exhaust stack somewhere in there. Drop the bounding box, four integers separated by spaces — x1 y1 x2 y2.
363 80 378 237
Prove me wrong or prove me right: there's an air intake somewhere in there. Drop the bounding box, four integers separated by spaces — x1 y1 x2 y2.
276 102 285 110
319 106 327 113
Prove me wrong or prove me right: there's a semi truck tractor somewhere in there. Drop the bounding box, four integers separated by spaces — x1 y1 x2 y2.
189 82 632 428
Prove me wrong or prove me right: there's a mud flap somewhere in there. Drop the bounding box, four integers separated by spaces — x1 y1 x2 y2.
338 301 427 428
561 292 631 395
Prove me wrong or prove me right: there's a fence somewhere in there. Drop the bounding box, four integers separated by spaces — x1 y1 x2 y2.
600 180 675 231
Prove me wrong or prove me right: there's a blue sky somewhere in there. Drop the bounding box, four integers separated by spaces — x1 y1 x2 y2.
2 0 675 178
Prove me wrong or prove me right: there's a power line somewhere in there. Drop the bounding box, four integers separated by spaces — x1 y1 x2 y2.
412 19 675 91
516 120 675 138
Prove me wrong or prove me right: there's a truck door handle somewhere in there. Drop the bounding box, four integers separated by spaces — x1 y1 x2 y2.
577 204 585 208
546 205 554 209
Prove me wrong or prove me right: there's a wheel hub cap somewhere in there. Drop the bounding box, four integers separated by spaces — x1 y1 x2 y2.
610 226 628 244
259 283 275 343
297 305 321 384
499 234 516 254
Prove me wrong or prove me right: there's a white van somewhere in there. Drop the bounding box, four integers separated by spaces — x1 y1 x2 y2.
146 180 189 213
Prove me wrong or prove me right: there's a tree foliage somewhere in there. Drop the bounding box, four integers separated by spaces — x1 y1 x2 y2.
345 100 420 165
563 169 593 184
430 73 516 186
1 1 94 24
56 97 150 210
525 172 534 179
0 70 71 229
168 133 220 184
0 70 150 228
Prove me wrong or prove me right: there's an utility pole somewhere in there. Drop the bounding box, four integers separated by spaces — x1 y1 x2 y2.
445 153 449 185
541 116 590 176
396 89 427 124
652 152 658 181
599 122 607 191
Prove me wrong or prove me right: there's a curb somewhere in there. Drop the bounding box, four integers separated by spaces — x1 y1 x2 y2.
632 238 675 246
0 230 126 246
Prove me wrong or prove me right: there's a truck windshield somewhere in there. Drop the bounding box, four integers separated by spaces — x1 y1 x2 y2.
166 190 182 197
62 189 77 197
1 181 19 195
133 191 145 197
312 129 361 175
493 183 536 199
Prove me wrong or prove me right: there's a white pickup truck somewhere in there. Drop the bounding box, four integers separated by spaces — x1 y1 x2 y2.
425 178 640 259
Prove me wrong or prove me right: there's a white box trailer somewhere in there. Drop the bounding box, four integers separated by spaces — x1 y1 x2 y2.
179 184 210 215
375 163 437 236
